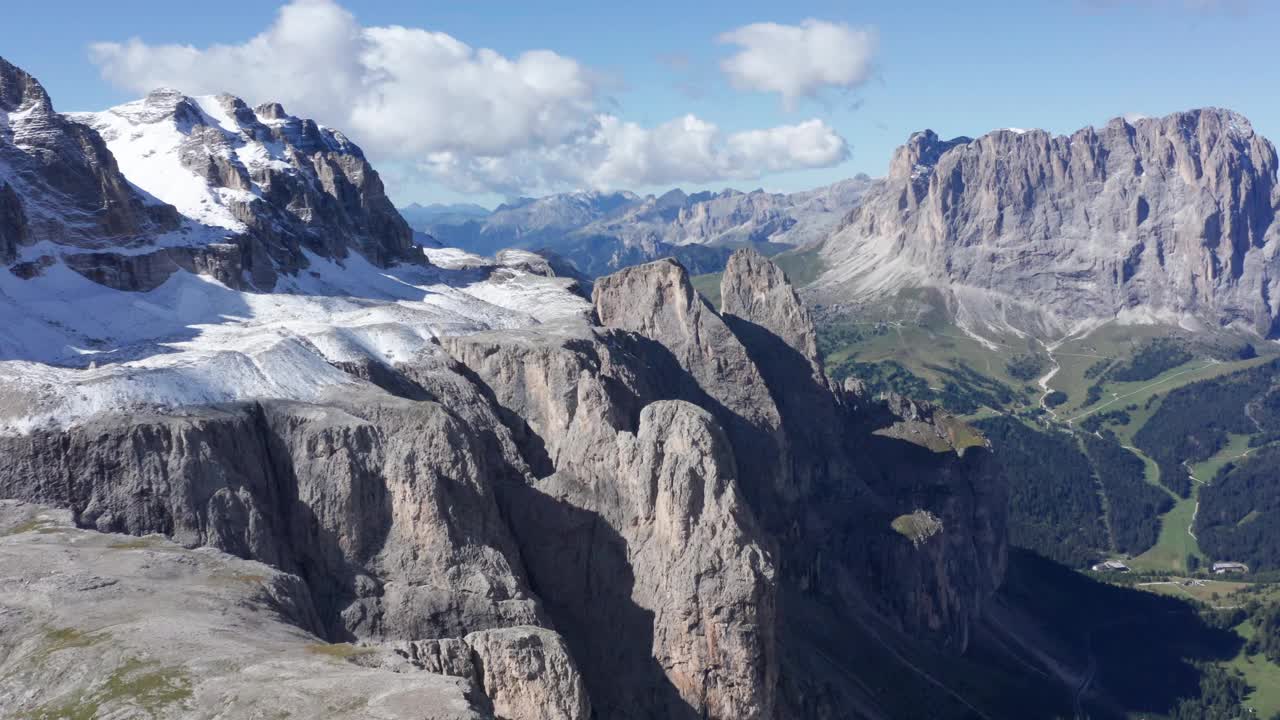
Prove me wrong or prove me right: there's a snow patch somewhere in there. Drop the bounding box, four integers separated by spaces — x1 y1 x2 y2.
0 249 592 434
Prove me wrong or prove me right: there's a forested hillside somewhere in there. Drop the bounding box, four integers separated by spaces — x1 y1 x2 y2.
1082 433 1174 555
1198 446 1280 572
973 417 1109 566
1133 360 1280 497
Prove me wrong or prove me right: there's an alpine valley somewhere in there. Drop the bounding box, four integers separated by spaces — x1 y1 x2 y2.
3 46 1280 720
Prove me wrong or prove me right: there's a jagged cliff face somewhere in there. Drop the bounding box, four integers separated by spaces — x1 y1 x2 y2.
0 57 1009 720
0 57 179 264
0 54 417 294
1 249 1007 719
815 109 1280 338
70 88 418 289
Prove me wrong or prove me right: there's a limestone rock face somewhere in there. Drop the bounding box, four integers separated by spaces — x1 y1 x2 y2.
465 626 591 720
816 109 1280 337
394 637 481 680
618 402 777 719
592 258 791 511
0 56 179 260
0 54 1015 716
0 396 546 643
0 181 28 264
443 325 779 720
0 501 492 720
721 247 824 375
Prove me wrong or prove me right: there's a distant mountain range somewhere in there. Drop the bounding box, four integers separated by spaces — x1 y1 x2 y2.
408 108 1280 345
399 201 492 228
402 177 873 277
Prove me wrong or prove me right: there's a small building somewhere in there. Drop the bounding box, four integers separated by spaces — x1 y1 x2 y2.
1092 560 1131 573
1212 561 1249 575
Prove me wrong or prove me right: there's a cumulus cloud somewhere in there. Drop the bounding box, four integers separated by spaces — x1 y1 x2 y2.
423 115 848 196
718 19 877 109
89 0 851 195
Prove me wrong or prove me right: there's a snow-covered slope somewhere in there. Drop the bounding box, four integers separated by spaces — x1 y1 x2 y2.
0 57 592 433
0 239 590 432
67 86 419 290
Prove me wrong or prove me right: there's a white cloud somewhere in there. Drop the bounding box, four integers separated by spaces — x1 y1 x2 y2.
718 19 877 110
423 115 849 196
89 0 851 195
89 0 595 159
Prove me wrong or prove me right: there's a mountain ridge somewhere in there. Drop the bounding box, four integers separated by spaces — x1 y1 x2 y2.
811 107 1280 340
417 177 874 277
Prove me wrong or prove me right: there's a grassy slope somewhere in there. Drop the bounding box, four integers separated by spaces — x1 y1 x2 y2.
1129 430 1274 573
1190 433 1256 482
816 305 1280 573
1128 490 1204 573
1229 617 1280 717
1138 578 1250 605
689 271 723 310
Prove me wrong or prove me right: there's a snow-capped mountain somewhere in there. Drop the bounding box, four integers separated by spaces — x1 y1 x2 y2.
68 86 421 290
0 56 590 432
0 56 1078 720
0 58 180 263
420 178 873 277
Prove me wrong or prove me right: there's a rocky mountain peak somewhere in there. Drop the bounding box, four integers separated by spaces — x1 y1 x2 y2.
0 56 53 117
70 82 419 288
593 257 697 322
0 56 180 265
720 249 822 374
887 129 972 183
129 87 206 125
819 107 1280 338
254 100 289 121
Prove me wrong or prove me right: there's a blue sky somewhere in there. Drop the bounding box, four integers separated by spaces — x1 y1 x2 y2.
5 0 1276 207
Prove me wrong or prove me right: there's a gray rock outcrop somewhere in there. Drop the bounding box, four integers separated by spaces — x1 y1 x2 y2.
465 626 591 720
722 248 823 375
442 323 779 719
0 501 493 720
0 396 546 643
0 56 179 262
816 109 1280 338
